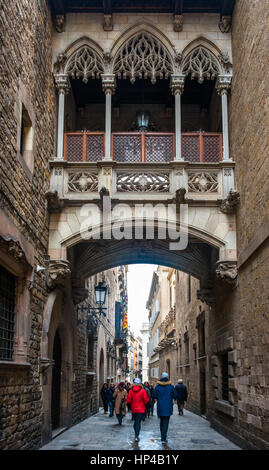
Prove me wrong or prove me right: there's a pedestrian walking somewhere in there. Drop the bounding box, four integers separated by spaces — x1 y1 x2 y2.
113 382 127 425
106 383 116 417
100 383 108 414
149 384 155 416
126 378 149 442
125 382 132 412
175 378 188 415
143 382 151 419
152 372 177 444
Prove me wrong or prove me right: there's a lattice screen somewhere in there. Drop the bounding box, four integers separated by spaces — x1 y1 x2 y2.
182 135 200 162
145 135 173 162
65 135 83 162
113 135 141 162
87 135 104 162
203 135 221 162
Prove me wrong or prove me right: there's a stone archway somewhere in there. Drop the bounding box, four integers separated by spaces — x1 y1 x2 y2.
41 289 77 445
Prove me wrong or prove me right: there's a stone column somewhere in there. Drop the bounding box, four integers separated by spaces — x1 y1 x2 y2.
216 75 232 161
54 74 70 160
170 74 185 161
101 74 116 160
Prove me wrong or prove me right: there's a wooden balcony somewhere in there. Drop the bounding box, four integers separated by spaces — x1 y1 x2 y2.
64 131 223 163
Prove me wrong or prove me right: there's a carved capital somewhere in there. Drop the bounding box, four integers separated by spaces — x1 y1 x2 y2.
47 260 71 290
45 190 64 213
54 14 65 33
173 14 183 32
101 73 116 94
216 261 238 288
54 73 70 95
170 74 185 95
103 14 113 31
218 15 232 33
219 189 240 214
216 75 232 95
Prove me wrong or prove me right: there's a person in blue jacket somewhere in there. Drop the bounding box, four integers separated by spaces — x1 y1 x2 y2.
152 372 177 444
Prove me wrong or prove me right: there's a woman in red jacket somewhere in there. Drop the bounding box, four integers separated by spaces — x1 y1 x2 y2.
127 378 149 442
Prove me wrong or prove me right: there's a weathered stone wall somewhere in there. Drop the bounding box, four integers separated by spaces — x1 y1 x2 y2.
175 272 210 416
0 0 56 449
207 0 269 449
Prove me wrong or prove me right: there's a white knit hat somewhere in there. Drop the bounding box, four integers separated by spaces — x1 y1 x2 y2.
134 378 141 384
178 378 183 383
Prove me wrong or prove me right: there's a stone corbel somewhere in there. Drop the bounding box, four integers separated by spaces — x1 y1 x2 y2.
216 261 238 288
173 14 183 32
103 14 113 31
72 286 89 306
218 51 233 73
0 234 27 265
218 15 232 33
54 14 65 33
45 190 64 213
219 189 240 214
197 288 214 308
54 52 67 74
46 260 71 291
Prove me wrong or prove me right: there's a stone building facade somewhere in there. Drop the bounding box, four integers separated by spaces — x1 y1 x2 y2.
0 0 269 451
0 0 56 450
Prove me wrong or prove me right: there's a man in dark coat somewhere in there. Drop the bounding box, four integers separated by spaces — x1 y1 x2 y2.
106 383 116 417
175 378 188 415
152 372 177 444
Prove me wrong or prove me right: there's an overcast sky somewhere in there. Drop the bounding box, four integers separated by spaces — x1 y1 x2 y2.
127 264 157 337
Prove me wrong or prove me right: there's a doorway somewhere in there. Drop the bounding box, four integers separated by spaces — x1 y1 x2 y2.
51 330 62 430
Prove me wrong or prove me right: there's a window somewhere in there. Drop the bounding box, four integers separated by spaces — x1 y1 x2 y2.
184 332 189 365
221 353 229 401
20 104 33 167
0 266 16 361
188 274 191 303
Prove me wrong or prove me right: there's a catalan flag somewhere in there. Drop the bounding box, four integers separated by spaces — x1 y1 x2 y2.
122 308 128 330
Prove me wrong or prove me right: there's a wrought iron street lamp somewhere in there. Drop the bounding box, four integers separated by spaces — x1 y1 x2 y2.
94 281 107 308
77 281 108 328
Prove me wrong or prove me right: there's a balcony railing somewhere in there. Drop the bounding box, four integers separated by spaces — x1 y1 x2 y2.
63 131 223 163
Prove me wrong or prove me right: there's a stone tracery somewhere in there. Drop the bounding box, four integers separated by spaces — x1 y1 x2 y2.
65 46 105 83
182 46 221 83
113 32 174 84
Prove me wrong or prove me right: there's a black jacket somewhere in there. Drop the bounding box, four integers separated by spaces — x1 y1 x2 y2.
175 383 188 401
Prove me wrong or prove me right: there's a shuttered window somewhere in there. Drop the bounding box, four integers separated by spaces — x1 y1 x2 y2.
221 353 229 401
0 266 16 361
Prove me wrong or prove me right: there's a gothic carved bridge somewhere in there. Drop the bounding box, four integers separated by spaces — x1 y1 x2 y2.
45 29 239 307
46 158 239 308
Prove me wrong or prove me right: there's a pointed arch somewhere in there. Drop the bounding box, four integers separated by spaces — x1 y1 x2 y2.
54 36 105 83
181 37 230 83
111 23 176 84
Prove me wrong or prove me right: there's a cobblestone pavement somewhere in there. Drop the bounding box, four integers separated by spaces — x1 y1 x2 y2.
41 406 240 451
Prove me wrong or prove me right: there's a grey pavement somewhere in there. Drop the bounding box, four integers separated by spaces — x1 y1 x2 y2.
41 406 240 451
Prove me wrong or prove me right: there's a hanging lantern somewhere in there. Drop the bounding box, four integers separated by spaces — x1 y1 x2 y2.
94 281 107 306
136 110 150 131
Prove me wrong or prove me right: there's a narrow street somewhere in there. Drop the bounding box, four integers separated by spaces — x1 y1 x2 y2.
41 406 240 451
